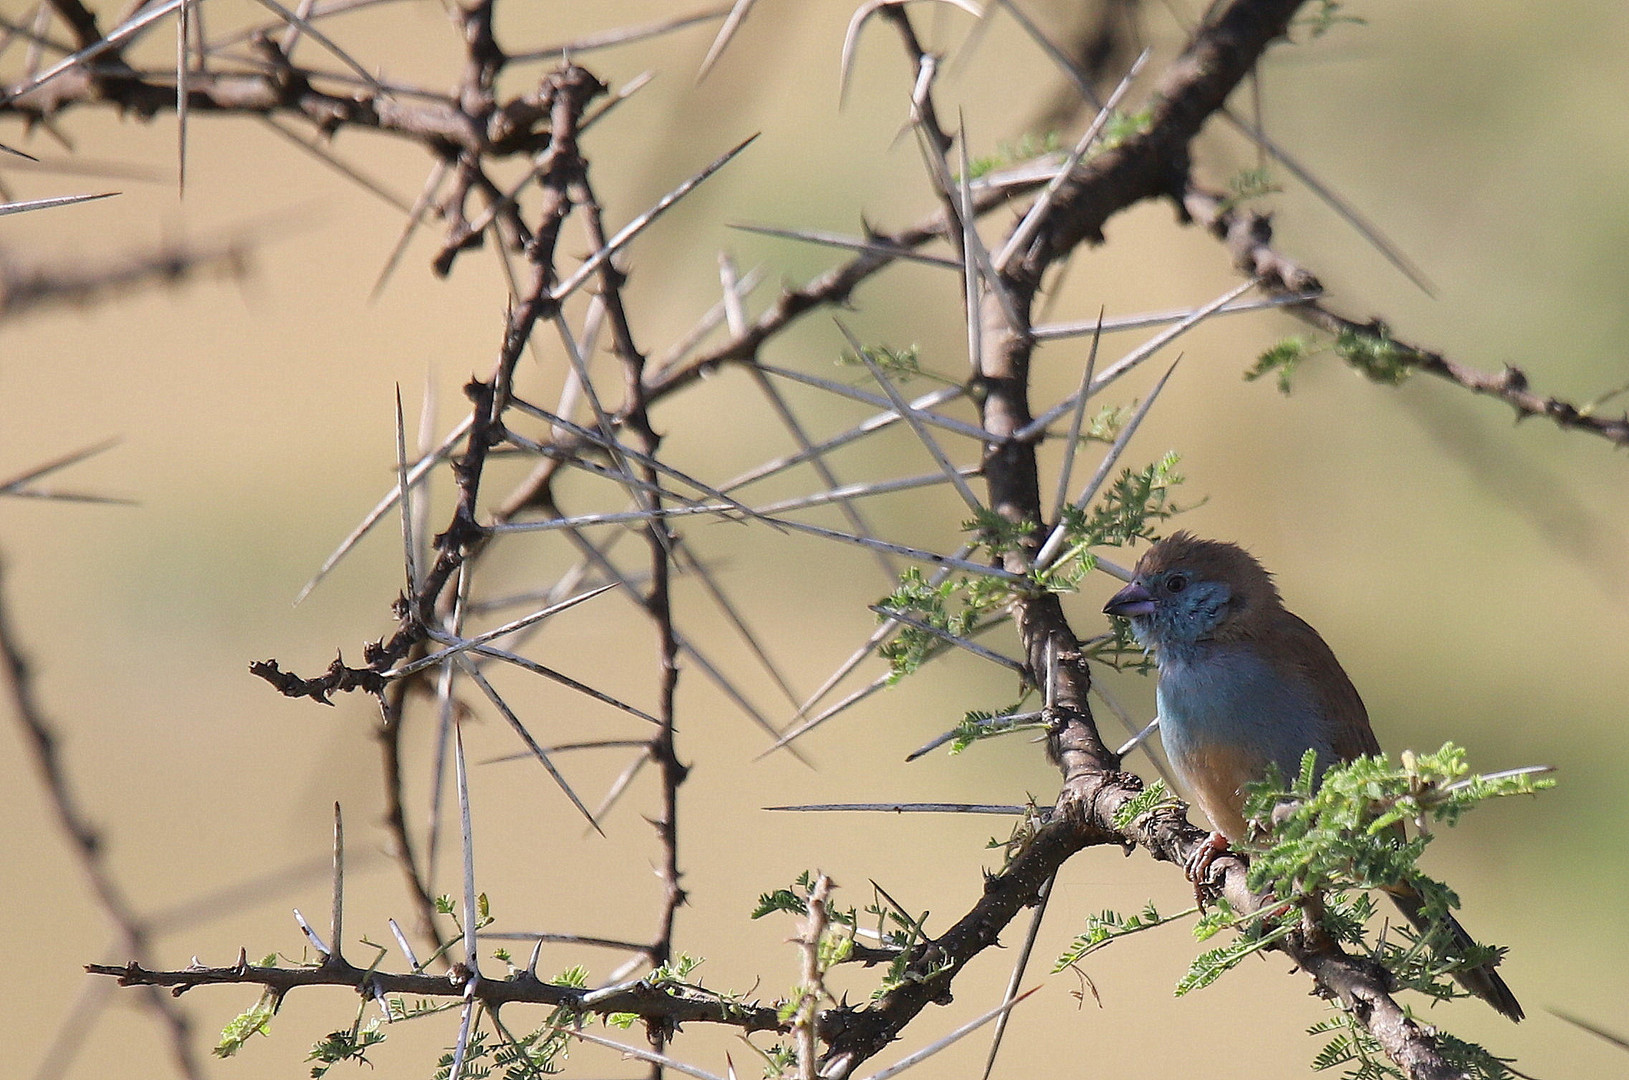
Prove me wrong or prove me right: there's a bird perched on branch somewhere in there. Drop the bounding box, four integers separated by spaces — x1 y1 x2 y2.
1103 531 1523 1021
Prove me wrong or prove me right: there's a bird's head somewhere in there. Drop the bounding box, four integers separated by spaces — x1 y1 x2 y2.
1102 531 1281 649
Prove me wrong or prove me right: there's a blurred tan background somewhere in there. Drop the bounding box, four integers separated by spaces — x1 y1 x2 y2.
2 1 1625 1078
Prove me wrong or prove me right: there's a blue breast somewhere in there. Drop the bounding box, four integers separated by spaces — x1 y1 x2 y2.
1155 642 1340 786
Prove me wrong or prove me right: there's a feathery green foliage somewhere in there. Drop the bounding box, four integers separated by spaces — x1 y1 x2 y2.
1080 402 1131 443
754 876 929 1003
606 954 706 1029
1240 746 1547 1069
879 452 1179 711
1309 1011 1516 1080
1334 325 1411 385
1099 107 1156 149
754 870 817 919
216 983 280 1058
308 1017 387 1077
876 568 995 682
488 1018 577 1079
837 343 925 382
945 702 1043 754
1055 746 1546 1073
1111 779 1182 830
1309 1013 1405 1080
1241 744 1552 915
755 873 866 957
435 892 494 933
756 1042 799 1079
1050 452 1183 559
434 1033 494 1080
1247 336 1314 393
1222 166 1282 211
1054 902 1190 971
963 131 1063 179
1176 896 1299 995
860 884 935 997
1248 325 1415 394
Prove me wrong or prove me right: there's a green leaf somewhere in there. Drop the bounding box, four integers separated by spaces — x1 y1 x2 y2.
1055 902 1183 970
1334 325 1411 385
837 343 926 382
215 990 278 1058
1111 779 1178 831
434 1033 493 1080
962 131 1062 179
1233 743 1549 1039
947 702 1042 754
1246 337 1314 394
307 1018 386 1078
1175 917 1295 996
1099 107 1154 149
553 965 589 989
1224 166 1281 207
1040 453 1184 591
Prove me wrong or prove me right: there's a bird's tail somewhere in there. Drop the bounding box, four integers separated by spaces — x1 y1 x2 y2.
1384 884 1524 1022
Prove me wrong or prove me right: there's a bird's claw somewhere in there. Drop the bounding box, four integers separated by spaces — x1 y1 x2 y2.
1184 831 1230 903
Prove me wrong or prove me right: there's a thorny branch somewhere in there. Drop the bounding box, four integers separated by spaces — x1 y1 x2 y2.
249 62 609 700
0 238 248 322
7 2 1567 1079
575 129 692 1071
1 2 1618 440
1183 185 1629 445
84 761 1460 1080
963 0 1473 1076
89 951 790 1031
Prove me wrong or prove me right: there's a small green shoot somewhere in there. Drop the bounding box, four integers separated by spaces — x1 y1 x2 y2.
1055 903 1190 971
963 131 1063 179
837 343 927 383
216 986 280 1058
1111 779 1180 831
308 1017 387 1077
1248 326 1417 394
1247 337 1315 394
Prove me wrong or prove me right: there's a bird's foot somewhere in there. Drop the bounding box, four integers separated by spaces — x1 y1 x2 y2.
1184 831 1230 903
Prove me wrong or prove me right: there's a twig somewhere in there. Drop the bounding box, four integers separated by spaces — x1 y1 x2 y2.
1183 183 1629 446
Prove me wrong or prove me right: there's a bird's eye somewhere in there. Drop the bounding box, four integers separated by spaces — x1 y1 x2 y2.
1165 574 1187 593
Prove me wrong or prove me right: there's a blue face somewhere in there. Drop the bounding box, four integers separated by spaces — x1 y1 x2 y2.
1132 569 1233 649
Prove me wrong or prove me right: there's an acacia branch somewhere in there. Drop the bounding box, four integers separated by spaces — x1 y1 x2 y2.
5 61 515 152
249 63 607 703
46 4 1531 1078
1182 185 1629 445
0 238 249 322
577 151 692 1072
961 0 1474 1075
86 953 789 1032
83 764 1459 1079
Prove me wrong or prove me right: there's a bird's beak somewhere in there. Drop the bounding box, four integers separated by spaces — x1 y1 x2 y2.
1103 581 1155 618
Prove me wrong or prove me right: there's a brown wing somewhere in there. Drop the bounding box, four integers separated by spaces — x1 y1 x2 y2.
1277 610 1381 761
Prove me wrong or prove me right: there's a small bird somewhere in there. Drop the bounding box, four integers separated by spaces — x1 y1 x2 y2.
1103 531 1523 1021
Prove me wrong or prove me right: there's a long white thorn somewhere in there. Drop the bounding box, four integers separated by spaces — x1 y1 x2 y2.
1048 311 1102 527
996 48 1149 269
550 134 758 303
837 320 983 513
1035 358 1180 570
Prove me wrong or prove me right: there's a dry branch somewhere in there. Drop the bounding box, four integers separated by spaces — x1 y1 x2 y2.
12 3 1562 1079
